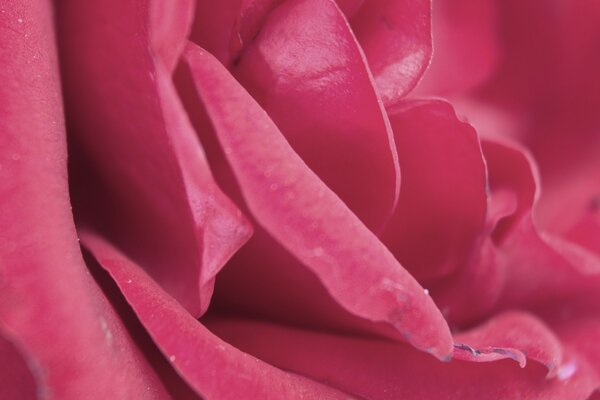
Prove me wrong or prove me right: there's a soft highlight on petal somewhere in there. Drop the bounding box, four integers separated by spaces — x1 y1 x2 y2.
234 0 400 231
183 43 453 359
81 232 352 400
57 0 251 316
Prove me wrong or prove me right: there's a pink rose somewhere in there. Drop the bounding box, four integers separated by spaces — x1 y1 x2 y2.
2 0 599 399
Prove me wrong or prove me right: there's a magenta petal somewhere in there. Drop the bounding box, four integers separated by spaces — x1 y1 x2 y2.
481 139 539 242
0 333 36 400
414 0 499 96
381 100 487 280
340 0 432 105
206 317 598 400
0 2 192 396
184 43 453 359
234 0 400 230
81 232 351 400
57 0 252 316
453 311 563 375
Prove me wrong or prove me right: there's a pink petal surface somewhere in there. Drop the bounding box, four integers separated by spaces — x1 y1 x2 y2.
206 316 598 400
482 139 600 308
469 2 600 268
453 311 563 376
339 0 432 106
233 0 400 231
57 0 251 316
0 332 36 400
0 2 195 397
414 0 499 96
81 232 352 400
184 43 453 358
381 99 487 281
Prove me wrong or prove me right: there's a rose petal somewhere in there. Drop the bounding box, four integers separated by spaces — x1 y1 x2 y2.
206 317 598 400
150 0 196 71
339 0 432 106
480 138 600 310
57 0 252 316
184 43 453 359
430 237 505 326
414 0 499 96
81 232 352 400
381 99 487 280
453 311 563 376
0 332 37 400
0 2 194 396
233 0 400 231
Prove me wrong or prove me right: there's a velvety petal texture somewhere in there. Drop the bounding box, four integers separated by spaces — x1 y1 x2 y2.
0 1 195 398
81 232 352 400
233 0 400 231
206 317 598 400
57 0 252 317
381 99 487 281
183 43 454 359
3 0 600 398
339 0 433 106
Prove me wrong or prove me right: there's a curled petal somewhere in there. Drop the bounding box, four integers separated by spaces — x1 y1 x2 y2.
339 0 432 106
81 232 352 400
234 0 400 231
0 2 193 396
453 311 563 376
184 43 453 359
414 0 499 96
57 0 251 316
382 99 487 280
206 317 598 400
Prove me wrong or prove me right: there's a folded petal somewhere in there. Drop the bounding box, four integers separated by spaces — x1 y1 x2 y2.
414 0 499 96
233 0 400 231
453 311 563 376
57 0 251 316
481 139 600 309
0 2 194 397
381 100 487 280
81 232 351 400
339 0 432 106
184 43 453 358
206 317 598 400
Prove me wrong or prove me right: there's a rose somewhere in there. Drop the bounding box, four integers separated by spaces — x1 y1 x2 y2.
2 0 599 399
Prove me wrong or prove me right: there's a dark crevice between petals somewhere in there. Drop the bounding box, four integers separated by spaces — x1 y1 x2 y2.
81 248 201 400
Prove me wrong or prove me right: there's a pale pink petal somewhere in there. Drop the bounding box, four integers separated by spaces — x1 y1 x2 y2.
184 43 453 359
81 232 352 400
233 0 400 231
57 0 251 316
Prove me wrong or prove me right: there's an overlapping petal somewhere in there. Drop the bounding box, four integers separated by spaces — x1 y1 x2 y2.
338 0 433 106
232 0 400 231
0 2 196 397
56 0 251 316
414 0 498 96
206 317 598 400
381 99 487 281
81 232 352 400
183 43 453 358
